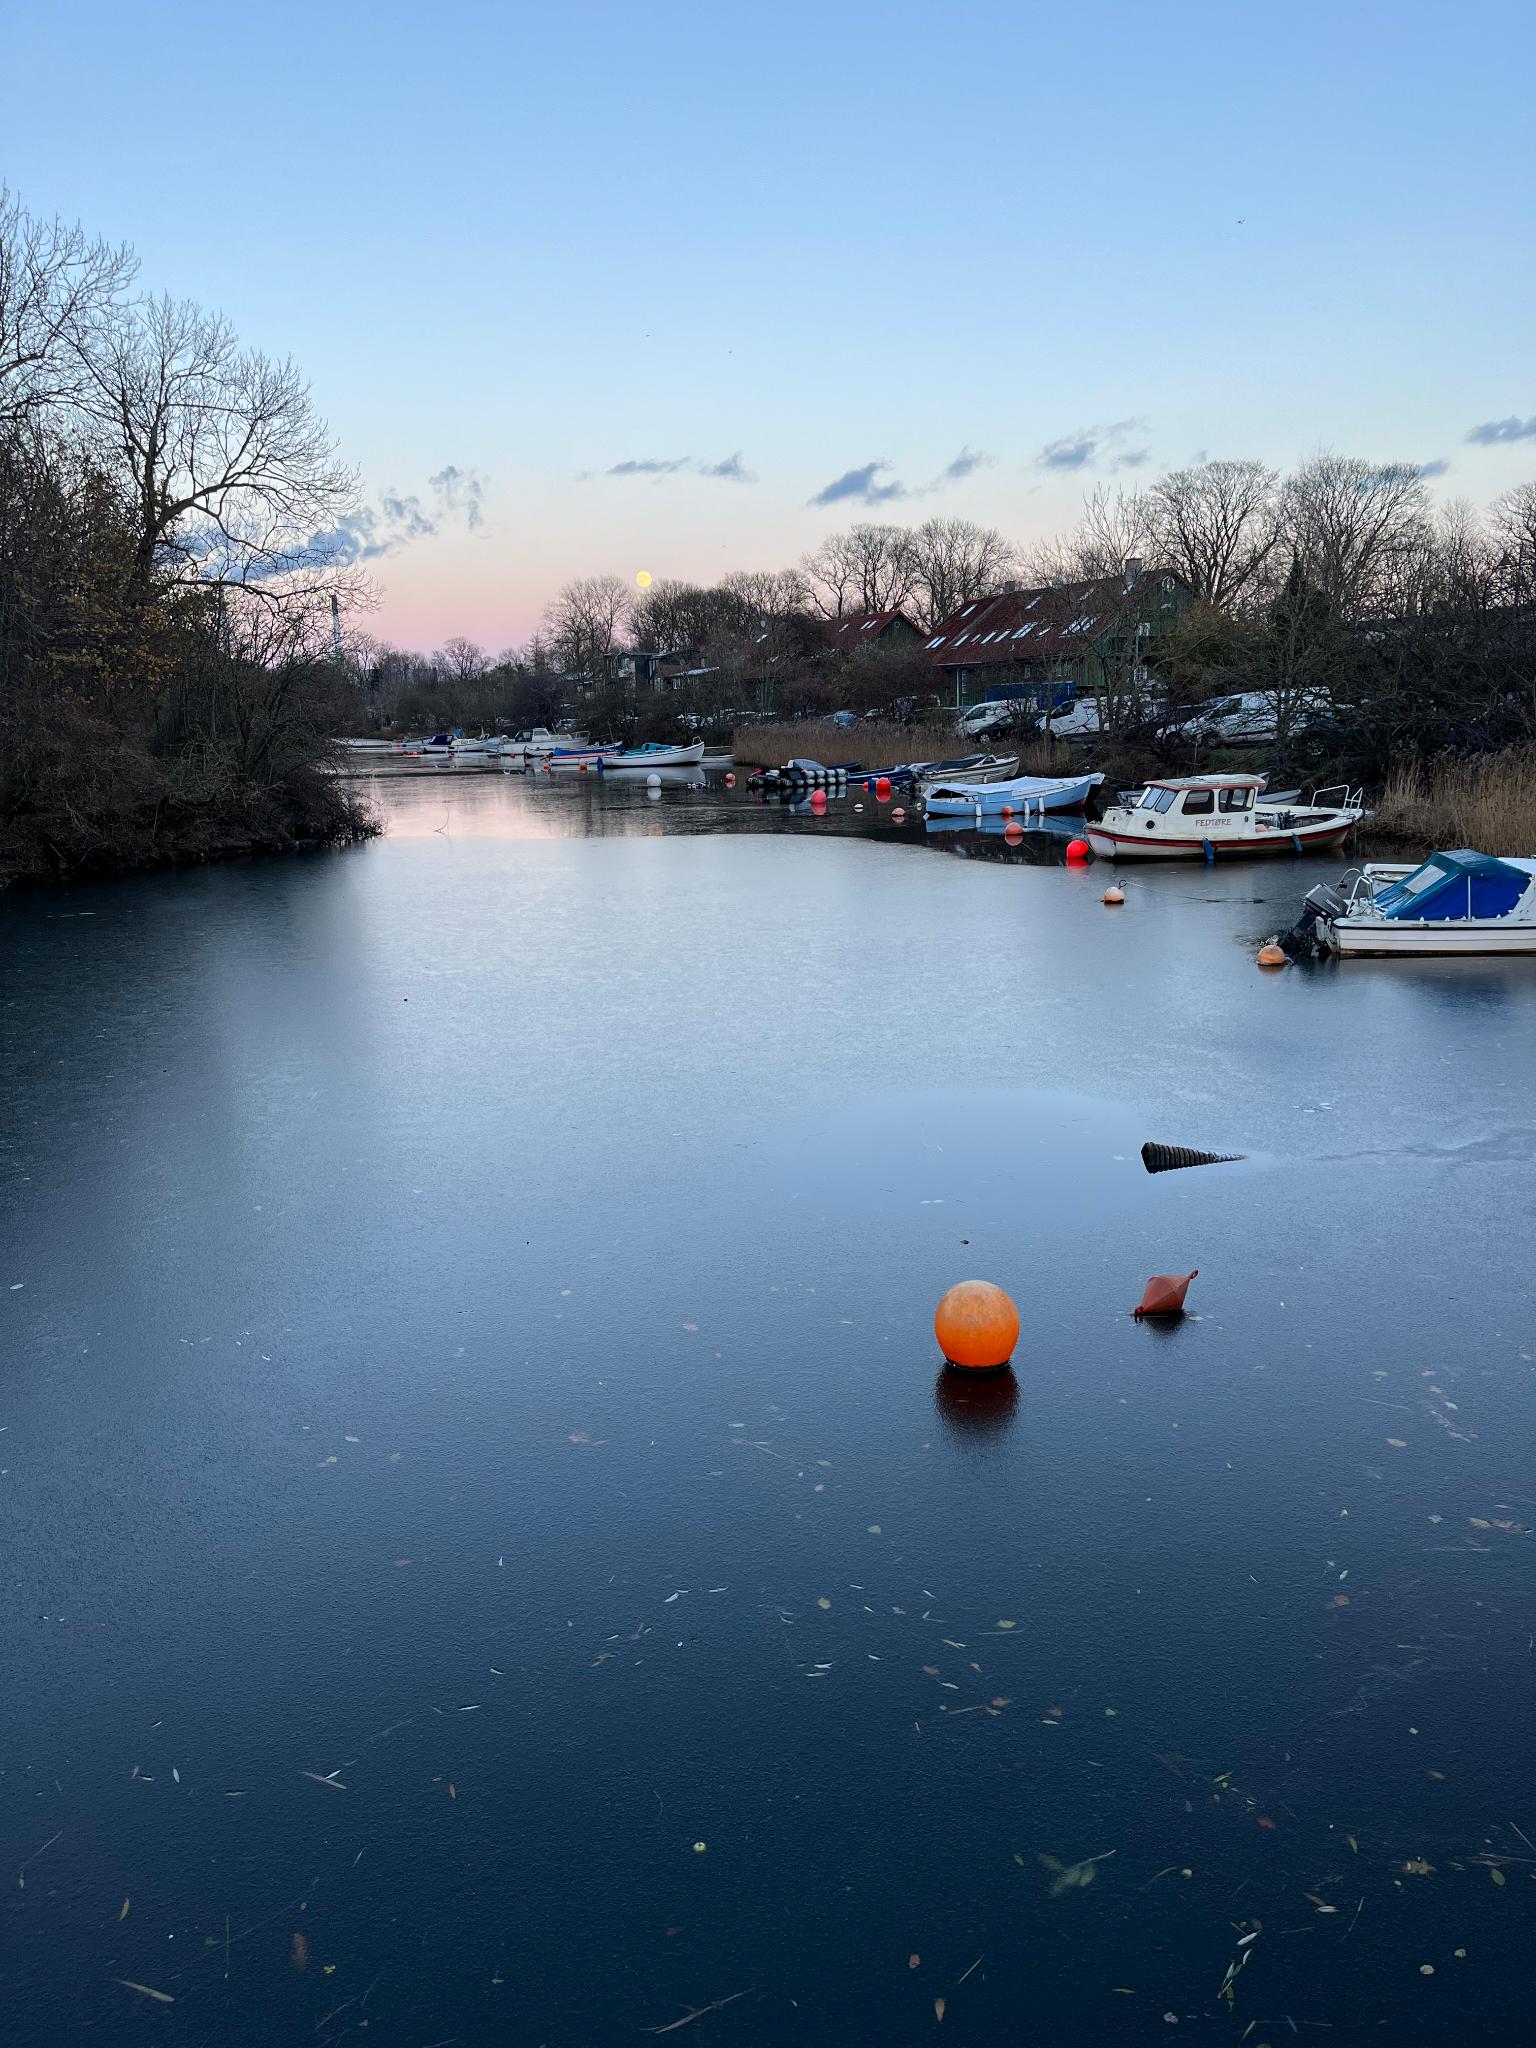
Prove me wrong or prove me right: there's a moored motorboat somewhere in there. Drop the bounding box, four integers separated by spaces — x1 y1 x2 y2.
505 728 591 767
1301 850 1536 956
922 771 1103 816
335 737 397 752
1086 776 1366 860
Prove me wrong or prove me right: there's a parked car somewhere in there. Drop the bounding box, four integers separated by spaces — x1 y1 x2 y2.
956 699 1018 738
1046 700 1101 739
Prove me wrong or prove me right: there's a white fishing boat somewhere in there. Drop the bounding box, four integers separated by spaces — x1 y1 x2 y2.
335 737 396 752
1086 775 1367 861
921 770 1103 817
1302 851 1536 956
601 740 708 770
505 728 590 767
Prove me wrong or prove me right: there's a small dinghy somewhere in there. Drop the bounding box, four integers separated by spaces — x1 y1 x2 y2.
602 741 707 770
922 771 1103 816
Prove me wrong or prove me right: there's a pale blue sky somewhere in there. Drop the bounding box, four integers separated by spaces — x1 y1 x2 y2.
8 0 1533 647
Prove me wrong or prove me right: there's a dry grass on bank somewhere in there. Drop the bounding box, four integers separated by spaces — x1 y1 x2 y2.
1373 748 1536 853
729 720 1078 773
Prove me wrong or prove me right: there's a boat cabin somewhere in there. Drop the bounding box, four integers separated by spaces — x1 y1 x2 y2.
1105 773 1268 844
1127 774 1264 819
1370 849 1536 922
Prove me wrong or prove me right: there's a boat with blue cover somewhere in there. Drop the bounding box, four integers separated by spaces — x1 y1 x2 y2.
1304 850 1536 956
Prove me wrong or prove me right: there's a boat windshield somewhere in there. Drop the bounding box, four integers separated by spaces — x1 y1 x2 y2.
1138 787 1178 813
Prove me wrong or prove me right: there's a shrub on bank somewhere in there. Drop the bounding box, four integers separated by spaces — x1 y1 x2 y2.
0 708 376 888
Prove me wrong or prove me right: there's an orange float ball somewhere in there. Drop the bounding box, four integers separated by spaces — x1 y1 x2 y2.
934 1280 1020 1371
1000 804 1013 819
1066 838 1090 861
875 775 892 800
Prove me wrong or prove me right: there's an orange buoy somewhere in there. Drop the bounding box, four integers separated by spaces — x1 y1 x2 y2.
875 776 892 801
725 771 736 786
810 788 827 812
1066 838 1090 861
1257 944 1287 968
935 1280 1020 1371
1102 884 1125 905
1000 804 1013 819
1003 820 1024 842
892 806 906 821
1133 1269 1198 1319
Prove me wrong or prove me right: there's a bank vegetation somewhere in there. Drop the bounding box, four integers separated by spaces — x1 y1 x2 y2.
0 188 375 886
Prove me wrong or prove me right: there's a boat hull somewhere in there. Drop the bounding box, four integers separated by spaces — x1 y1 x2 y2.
1322 918 1536 956
1086 818 1356 860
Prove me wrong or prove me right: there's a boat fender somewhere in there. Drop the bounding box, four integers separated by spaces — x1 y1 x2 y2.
1140 1143 1243 1175
1291 832 1303 855
1133 1269 1198 1319
1202 838 1216 864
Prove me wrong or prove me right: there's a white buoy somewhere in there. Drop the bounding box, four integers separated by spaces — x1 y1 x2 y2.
646 772 661 788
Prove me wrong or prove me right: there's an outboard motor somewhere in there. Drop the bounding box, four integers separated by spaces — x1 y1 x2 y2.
1275 880 1348 958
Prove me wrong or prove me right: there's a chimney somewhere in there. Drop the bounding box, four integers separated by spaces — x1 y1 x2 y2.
1122 556 1143 592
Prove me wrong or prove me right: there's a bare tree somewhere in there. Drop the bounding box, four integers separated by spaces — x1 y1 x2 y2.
543 573 628 679
907 517 1016 630
79 292 355 599
1490 480 1536 607
802 523 918 617
1145 460 1280 608
1023 484 1154 585
437 635 488 682
1280 452 1430 619
0 186 136 422
718 566 811 618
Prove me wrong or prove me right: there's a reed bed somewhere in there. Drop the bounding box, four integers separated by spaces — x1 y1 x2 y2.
728 719 1074 773
1372 748 1536 852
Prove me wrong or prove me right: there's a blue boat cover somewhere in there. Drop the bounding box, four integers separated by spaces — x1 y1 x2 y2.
1375 849 1529 922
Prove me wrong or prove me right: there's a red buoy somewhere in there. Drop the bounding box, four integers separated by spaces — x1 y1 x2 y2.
1066 838 1090 861
1000 804 1013 819
875 776 892 801
810 788 827 812
1133 1269 1198 1319
725 772 736 787
1003 820 1024 842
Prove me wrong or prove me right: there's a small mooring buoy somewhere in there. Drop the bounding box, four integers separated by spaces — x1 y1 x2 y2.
1134 1269 1198 1319
1102 884 1125 906
1257 943 1287 968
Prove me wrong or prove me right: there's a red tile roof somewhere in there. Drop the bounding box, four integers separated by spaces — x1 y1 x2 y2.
925 571 1185 667
821 608 922 646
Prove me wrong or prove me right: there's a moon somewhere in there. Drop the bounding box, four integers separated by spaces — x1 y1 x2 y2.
635 570 652 588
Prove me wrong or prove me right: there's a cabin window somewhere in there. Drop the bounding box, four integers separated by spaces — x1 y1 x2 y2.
1181 790 1215 815
1147 787 1177 812
1219 786 1254 812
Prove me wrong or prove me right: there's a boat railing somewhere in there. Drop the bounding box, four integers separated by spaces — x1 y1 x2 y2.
1312 783 1364 813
